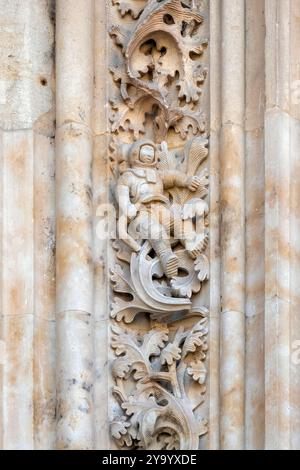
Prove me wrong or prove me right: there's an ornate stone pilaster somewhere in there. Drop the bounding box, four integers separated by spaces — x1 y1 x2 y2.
108 0 210 450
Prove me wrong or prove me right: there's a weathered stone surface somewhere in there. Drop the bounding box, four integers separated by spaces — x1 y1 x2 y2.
0 0 54 131
0 0 300 451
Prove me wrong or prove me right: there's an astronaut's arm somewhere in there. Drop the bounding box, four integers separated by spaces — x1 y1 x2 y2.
162 170 188 189
116 182 140 252
162 170 201 191
116 184 130 213
116 182 137 219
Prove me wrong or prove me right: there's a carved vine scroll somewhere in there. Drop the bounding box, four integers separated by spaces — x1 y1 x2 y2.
108 0 209 450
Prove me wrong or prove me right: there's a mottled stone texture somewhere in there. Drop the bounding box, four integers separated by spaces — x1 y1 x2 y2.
0 0 299 450
0 0 55 450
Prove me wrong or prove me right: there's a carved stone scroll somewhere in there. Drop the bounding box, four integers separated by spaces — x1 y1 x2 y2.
108 0 209 450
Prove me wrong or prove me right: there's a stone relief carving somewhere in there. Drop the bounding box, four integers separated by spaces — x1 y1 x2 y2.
109 0 208 143
110 320 208 450
111 137 209 324
108 0 209 450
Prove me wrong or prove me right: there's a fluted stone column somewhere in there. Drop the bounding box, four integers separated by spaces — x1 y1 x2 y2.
55 0 95 449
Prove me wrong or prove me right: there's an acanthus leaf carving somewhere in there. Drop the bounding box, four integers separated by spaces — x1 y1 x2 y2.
110 317 208 450
109 0 208 142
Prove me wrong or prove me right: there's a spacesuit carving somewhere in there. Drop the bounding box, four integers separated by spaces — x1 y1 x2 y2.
116 140 204 278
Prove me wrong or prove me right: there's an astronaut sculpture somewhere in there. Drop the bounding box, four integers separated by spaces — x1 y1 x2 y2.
116 139 208 279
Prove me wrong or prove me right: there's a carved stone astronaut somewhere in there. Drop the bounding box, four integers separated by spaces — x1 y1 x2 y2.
117 140 203 278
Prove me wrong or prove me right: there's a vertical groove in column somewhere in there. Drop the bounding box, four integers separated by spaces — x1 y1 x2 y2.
245 0 265 450
33 132 56 450
208 0 221 450
32 0 56 450
220 0 246 450
55 0 95 449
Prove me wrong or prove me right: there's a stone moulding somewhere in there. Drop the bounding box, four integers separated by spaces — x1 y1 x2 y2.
108 0 209 450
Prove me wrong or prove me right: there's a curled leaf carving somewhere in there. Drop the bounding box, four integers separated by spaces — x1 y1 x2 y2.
187 360 207 386
112 0 147 19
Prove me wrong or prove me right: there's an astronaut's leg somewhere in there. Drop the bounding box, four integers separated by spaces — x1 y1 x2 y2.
151 238 179 279
173 199 209 259
181 219 209 259
136 210 178 279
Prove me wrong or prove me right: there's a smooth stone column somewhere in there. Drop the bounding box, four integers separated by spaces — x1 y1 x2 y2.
245 0 265 450
265 0 300 450
55 0 95 449
0 0 55 450
209 0 221 450
220 0 246 450
289 0 300 451
93 0 110 450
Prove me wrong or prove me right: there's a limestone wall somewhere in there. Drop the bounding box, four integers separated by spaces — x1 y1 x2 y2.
0 0 299 450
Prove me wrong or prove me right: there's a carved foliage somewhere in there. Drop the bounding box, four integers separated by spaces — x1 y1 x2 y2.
111 318 208 450
112 0 148 19
110 0 208 143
